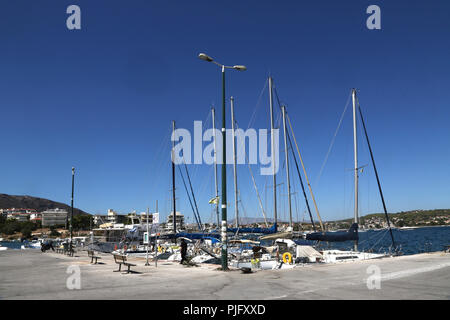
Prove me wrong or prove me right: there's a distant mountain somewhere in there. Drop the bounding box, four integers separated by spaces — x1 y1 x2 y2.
0 194 91 216
229 209 450 228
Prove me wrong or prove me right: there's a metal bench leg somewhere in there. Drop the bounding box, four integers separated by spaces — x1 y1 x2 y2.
114 264 122 272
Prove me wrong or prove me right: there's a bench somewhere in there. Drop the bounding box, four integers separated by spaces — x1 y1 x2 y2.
88 250 101 264
56 247 64 254
113 254 136 274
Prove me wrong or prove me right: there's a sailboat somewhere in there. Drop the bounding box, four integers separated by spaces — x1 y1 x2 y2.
227 81 277 236
305 88 395 262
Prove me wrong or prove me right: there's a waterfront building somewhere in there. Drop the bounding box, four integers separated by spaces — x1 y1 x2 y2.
4 208 37 222
41 208 68 227
166 211 184 230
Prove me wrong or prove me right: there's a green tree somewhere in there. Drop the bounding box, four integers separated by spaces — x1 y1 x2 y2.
49 225 61 237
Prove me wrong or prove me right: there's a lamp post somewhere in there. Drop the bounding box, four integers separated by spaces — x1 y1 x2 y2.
198 53 246 270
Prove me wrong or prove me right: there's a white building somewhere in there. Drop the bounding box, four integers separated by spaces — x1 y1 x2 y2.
140 212 153 224
41 208 68 227
4 208 37 222
166 211 184 230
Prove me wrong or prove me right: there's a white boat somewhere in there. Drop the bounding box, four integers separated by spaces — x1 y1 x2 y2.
321 250 386 263
0 246 7 251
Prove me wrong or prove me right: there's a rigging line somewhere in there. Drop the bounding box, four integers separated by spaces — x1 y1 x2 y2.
179 138 204 232
273 87 317 231
234 120 269 227
183 161 204 232
178 165 202 231
314 91 352 188
245 78 269 131
191 109 212 182
286 113 325 231
357 97 396 250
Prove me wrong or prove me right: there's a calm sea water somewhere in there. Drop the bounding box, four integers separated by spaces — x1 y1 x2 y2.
1 226 449 255
306 226 450 255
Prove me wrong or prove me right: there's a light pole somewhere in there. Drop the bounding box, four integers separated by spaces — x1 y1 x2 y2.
198 53 246 270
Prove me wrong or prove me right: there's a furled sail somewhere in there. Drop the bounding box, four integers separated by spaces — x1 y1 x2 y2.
305 223 358 242
227 223 277 235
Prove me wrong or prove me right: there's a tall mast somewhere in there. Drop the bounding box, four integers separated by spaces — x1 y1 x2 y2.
220 65 228 270
282 106 293 229
230 97 239 229
70 167 75 252
269 77 277 231
172 120 177 240
352 89 359 252
211 107 220 228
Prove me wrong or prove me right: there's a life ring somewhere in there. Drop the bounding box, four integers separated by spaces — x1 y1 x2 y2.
114 244 118 251
282 252 292 264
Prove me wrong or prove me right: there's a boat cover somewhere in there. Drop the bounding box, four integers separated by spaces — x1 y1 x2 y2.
305 223 359 242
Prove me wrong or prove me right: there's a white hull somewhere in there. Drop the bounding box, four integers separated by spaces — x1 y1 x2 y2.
321 250 386 263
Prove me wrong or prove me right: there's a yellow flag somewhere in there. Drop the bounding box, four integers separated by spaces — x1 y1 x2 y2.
209 197 219 204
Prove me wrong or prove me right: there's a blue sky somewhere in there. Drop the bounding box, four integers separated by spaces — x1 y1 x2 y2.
0 0 449 224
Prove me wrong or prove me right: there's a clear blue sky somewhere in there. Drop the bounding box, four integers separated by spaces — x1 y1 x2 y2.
1 0 449 224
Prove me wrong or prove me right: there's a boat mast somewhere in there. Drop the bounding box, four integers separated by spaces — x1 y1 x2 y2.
230 97 239 229
211 107 220 228
352 89 359 251
172 120 177 241
269 77 277 232
145 207 150 266
282 106 293 229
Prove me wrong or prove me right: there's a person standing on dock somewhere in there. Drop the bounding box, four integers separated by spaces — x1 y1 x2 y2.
180 239 187 265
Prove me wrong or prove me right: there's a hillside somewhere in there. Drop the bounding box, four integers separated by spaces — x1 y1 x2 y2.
0 194 91 216
228 209 450 230
325 209 450 229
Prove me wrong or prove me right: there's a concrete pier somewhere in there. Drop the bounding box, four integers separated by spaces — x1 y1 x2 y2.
0 249 449 299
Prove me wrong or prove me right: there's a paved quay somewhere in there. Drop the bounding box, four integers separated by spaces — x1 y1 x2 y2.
0 249 449 299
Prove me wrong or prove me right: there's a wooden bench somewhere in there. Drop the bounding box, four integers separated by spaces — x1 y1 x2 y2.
56 247 64 254
113 254 136 274
88 250 101 264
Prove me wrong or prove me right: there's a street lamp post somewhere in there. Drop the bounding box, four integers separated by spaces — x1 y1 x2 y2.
198 53 246 270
